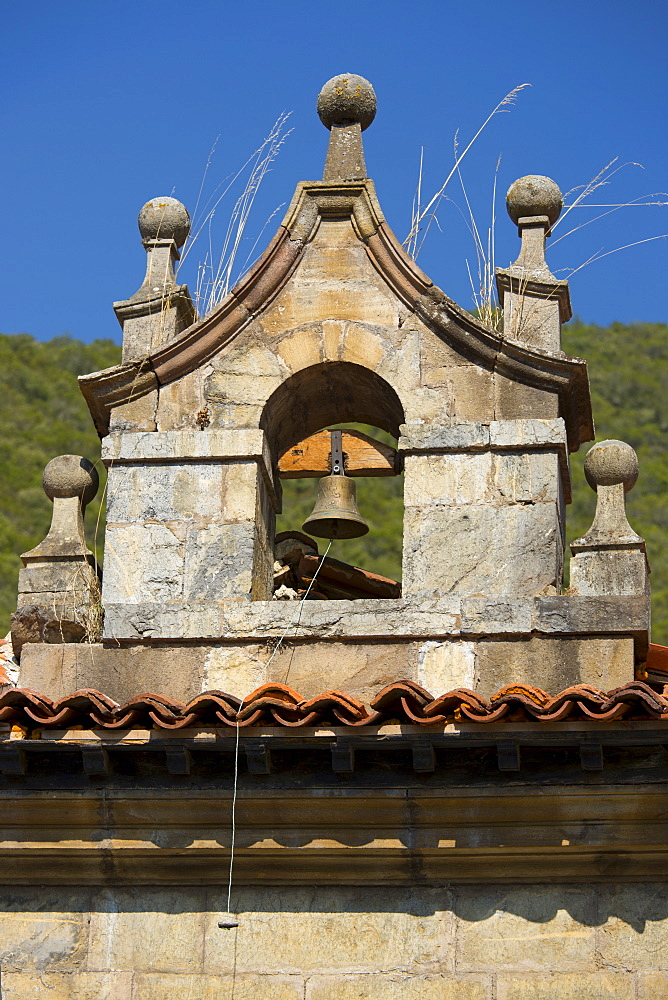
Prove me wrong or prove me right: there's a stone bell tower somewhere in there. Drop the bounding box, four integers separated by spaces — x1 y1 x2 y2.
1 74 664 1000
14 73 650 700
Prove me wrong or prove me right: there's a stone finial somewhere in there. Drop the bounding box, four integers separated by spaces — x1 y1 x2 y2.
138 196 191 248
317 74 377 131
570 440 649 605
495 174 571 352
11 456 102 654
318 74 376 183
580 440 640 541
506 175 563 232
114 196 195 365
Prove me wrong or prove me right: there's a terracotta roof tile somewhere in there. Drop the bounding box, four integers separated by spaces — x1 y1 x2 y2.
1 679 667 732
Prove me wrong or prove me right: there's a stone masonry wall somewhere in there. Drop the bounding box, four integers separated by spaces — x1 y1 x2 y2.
1 884 666 998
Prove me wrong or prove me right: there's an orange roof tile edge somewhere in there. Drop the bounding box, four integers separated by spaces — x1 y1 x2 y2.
1 680 668 731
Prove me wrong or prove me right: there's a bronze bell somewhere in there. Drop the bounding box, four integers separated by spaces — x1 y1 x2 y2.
302 430 369 540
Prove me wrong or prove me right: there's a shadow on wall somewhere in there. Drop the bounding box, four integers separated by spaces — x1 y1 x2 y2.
0 885 665 932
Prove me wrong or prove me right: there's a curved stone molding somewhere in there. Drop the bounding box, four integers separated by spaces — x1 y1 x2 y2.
79 180 594 448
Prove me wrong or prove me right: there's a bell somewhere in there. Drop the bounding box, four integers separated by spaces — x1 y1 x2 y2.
302 473 369 539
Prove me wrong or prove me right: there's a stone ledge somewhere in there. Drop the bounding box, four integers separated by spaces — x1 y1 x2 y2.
102 595 648 644
398 419 567 454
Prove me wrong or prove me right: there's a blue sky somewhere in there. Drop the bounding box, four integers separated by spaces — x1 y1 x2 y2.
2 0 667 343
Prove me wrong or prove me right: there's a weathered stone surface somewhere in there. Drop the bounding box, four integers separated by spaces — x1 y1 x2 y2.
597 885 668 970
495 974 632 999
2 972 132 999
403 504 561 598
133 974 304 999
106 463 227 523
101 428 272 470
461 597 533 634
474 636 634 694
204 888 448 974
87 888 206 973
18 642 208 702
103 523 185 603
534 595 649 636
493 373 559 420
265 639 418 701
103 601 221 642
417 640 477 691
489 417 566 449
108 392 158 433
454 886 596 971
307 976 491 999
219 597 462 639
638 972 668 998
0 889 90 972
569 549 650 597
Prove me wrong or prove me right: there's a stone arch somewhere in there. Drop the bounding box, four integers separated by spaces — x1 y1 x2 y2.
260 361 405 462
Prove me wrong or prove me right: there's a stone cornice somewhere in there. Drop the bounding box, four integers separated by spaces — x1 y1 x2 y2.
79 180 593 449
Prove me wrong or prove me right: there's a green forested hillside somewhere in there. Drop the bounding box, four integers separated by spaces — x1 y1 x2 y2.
0 335 120 625
1 323 667 641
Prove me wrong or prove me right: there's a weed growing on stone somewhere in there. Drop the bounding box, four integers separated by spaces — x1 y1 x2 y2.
178 113 293 317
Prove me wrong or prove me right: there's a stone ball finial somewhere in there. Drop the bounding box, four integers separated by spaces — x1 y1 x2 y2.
317 74 376 131
138 197 191 248
43 456 99 506
506 175 563 226
584 440 639 493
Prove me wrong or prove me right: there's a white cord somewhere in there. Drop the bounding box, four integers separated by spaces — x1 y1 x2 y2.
224 538 334 920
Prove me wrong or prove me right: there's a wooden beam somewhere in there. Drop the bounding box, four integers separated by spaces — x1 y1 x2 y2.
279 429 398 479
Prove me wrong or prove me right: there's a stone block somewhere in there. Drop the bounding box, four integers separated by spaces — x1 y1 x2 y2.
307 975 491 999
638 972 668 998
0 889 90 972
474 636 634 695
417 640 477 692
495 974 633 1000
493 372 560 420
402 504 561 598
212 340 285 378
205 370 283 406
101 428 270 467
155 370 207 432
569 549 649 597
461 597 533 634
597 885 668 970
18 643 208 702
264 639 418 701
223 461 263 523
489 417 567 449
108 393 158 433
203 645 268 698
183 522 255 600
203 887 447 974
102 523 185 603
420 332 474 384
133 974 304 999
87 888 206 974
105 464 227 523
219 597 462 640
454 886 596 972
444 366 495 423
2 972 133 999
103 602 221 642
398 423 490 453
403 453 493 507
533 595 649 637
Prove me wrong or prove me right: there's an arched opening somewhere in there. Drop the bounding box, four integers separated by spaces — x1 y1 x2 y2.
261 363 405 600
260 362 405 459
